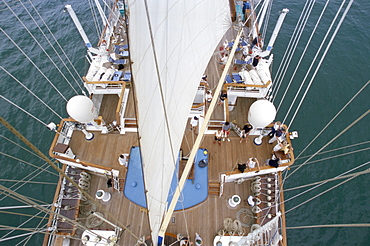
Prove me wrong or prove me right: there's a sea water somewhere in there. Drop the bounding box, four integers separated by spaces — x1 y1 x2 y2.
0 0 369 245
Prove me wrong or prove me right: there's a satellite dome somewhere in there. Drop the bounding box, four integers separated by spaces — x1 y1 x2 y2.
66 95 96 123
248 99 276 128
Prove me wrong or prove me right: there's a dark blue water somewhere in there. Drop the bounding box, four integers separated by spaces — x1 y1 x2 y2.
0 0 369 245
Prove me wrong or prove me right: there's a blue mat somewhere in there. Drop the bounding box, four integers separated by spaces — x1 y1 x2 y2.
124 147 208 210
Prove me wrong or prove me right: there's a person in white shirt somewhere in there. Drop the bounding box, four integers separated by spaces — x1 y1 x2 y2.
118 154 129 167
205 90 213 103
247 157 260 172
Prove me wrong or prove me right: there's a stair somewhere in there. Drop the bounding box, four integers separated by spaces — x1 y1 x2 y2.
123 118 138 132
209 182 221 196
206 120 223 134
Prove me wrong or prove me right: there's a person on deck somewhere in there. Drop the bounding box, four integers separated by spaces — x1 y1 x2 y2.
252 55 261 67
218 91 227 105
222 121 232 141
195 233 203 246
118 154 129 167
269 121 281 137
190 116 199 134
240 123 253 143
268 127 286 144
267 158 280 168
213 130 222 146
180 237 193 246
247 157 260 172
205 90 213 103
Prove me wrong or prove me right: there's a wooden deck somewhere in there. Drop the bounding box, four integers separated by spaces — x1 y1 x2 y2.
51 23 290 246
66 116 275 246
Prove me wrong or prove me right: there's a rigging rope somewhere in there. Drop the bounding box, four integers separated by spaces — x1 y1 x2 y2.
286 0 354 128
88 0 102 38
0 210 48 220
2 0 79 95
0 134 49 160
0 27 67 101
0 207 49 241
21 208 50 245
0 226 47 243
0 191 49 209
270 0 314 101
0 117 140 242
0 179 56 185
292 146 370 169
274 0 323 109
282 160 370 205
297 140 370 160
287 224 370 229
285 108 370 180
296 80 370 159
284 173 359 214
25 0 86 94
285 168 370 192
261 0 273 41
0 162 53 202
0 66 64 120
0 185 119 245
0 96 50 128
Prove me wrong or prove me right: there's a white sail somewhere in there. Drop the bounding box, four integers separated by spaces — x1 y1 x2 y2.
127 0 231 244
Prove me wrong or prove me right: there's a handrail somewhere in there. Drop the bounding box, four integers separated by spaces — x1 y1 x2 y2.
48 118 111 171
191 102 205 109
223 80 271 89
116 82 127 124
82 76 125 84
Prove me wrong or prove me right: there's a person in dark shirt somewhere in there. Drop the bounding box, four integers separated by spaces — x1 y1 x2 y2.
240 123 252 143
268 158 280 168
252 55 260 67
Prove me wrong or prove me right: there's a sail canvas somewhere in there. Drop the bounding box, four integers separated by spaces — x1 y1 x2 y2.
127 0 231 244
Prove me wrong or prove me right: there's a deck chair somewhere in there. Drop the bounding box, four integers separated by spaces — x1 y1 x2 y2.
112 71 123 81
232 73 243 83
225 74 233 83
123 71 131 81
109 57 128 65
234 59 247 65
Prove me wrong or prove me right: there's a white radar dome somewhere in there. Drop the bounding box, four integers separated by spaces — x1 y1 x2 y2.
248 99 276 128
66 95 96 123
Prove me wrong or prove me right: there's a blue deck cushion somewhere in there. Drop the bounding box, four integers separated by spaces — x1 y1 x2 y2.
123 71 131 81
225 74 233 83
234 59 247 65
119 50 129 57
112 71 123 81
232 73 243 83
124 147 208 210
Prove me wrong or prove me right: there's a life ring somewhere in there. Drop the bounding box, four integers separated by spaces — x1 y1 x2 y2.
252 206 262 214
